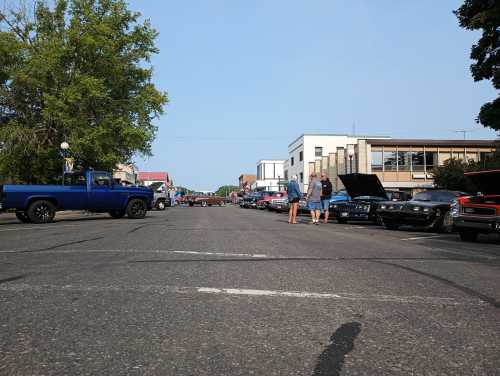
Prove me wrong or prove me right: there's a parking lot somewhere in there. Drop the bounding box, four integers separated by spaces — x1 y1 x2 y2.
1 205 499 375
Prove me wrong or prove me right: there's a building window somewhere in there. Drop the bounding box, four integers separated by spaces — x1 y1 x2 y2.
452 152 465 160
383 151 397 171
411 151 425 172
291 157 294 166
397 151 411 171
300 172 303 183
299 151 303 161
425 152 438 172
371 151 383 171
315 147 323 157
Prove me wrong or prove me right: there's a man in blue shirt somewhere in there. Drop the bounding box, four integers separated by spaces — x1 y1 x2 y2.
287 175 301 224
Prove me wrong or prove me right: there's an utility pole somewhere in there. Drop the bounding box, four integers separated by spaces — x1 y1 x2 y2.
454 129 475 140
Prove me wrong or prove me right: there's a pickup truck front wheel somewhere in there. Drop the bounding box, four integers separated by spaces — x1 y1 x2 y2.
127 199 147 219
27 200 56 224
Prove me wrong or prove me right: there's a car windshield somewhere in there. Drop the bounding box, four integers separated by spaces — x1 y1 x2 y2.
412 191 457 203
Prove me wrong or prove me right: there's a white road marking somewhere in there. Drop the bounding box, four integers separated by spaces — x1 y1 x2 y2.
0 248 270 257
0 283 484 306
170 250 268 258
400 235 446 241
0 224 80 233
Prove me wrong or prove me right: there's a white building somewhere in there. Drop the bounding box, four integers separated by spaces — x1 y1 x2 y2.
252 159 286 191
286 133 497 194
287 134 390 190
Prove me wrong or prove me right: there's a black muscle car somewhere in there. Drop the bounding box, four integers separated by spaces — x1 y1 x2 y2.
378 190 464 232
331 173 402 224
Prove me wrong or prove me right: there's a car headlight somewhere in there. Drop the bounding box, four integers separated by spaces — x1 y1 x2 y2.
413 206 421 212
333 204 338 208
423 207 430 213
380 204 386 210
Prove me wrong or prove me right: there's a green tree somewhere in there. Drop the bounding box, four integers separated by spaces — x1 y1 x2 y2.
0 0 167 183
432 158 477 191
455 1 500 131
215 185 239 197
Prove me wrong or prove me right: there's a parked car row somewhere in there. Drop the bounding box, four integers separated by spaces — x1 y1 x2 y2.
241 171 500 243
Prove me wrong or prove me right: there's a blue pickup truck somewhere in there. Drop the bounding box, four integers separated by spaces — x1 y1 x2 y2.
0 170 154 223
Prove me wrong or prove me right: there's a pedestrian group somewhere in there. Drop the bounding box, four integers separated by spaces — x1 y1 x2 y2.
287 172 333 225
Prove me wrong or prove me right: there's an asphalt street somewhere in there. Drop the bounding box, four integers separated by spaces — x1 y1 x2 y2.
1 206 499 375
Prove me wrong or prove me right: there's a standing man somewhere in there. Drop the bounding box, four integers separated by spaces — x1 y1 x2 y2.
287 175 302 224
306 172 322 225
320 173 333 223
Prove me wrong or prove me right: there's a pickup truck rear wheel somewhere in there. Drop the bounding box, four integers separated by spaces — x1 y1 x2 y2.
127 199 147 219
109 210 126 219
201 201 207 207
15 211 31 223
27 200 56 224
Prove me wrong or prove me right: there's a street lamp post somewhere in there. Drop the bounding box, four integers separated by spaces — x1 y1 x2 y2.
60 141 70 185
347 145 355 174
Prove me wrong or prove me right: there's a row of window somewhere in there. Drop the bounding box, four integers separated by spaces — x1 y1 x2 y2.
290 148 321 167
371 151 493 172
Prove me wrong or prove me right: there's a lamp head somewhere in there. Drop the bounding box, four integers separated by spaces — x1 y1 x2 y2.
60 141 70 150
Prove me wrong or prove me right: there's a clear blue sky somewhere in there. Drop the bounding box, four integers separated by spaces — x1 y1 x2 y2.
131 0 498 191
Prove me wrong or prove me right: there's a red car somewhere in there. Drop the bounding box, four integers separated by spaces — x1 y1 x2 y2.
453 169 500 242
256 192 287 210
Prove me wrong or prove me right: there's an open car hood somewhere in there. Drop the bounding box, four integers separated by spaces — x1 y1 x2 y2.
338 173 388 200
465 170 500 195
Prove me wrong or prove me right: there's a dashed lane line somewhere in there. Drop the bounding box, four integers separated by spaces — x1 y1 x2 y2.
400 235 447 241
0 283 484 306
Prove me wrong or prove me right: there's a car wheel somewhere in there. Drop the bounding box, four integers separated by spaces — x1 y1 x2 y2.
219 201 225 207
189 202 194 207
109 210 126 219
438 211 454 233
27 200 56 224
126 199 147 219
384 222 399 230
337 218 348 224
156 200 166 211
201 201 207 207
459 230 478 242
15 211 31 223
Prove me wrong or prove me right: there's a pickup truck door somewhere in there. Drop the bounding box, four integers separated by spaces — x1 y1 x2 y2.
88 172 126 210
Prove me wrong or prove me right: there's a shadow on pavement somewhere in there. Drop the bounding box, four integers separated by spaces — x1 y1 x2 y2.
0 274 27 285
312 321 362 376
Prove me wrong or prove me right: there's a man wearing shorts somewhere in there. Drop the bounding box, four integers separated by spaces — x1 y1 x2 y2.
306 172 322 225
320 173 333 223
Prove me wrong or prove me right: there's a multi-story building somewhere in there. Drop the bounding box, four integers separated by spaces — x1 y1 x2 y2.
238 174 256 192
252 159 286 191
287 134 389 190
286 134 497 194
